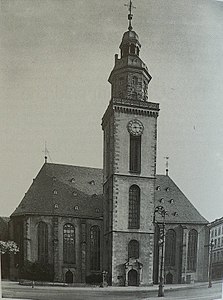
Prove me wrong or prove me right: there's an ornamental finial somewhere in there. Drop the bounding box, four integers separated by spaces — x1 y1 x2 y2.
164 156 169 176
124 0 136 31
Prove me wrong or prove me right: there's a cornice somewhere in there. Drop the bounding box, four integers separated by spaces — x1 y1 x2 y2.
102 97 159 129
109 64 152 83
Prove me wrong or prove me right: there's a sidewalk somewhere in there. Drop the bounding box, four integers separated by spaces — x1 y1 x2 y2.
2 279 213 291
1 280 222 300
3 279 217 290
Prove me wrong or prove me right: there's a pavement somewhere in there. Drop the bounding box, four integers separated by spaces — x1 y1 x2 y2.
1 280 222 300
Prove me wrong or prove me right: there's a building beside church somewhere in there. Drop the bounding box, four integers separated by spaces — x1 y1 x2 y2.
209 217 223 280
8 9 209 286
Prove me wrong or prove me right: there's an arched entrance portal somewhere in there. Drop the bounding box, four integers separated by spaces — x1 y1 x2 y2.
128 269 138 286
166 272 173 284
65 270 73 284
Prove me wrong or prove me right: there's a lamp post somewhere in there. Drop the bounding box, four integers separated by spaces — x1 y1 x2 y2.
154 205 168 297
102 270 108 287
208 239 214 288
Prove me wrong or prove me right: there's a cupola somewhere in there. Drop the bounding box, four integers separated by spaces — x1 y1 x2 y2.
120 30 141 58
108 0 152 102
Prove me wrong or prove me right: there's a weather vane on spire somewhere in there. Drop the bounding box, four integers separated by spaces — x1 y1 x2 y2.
124 0 136 31
164 156 169 176
43 141 53 163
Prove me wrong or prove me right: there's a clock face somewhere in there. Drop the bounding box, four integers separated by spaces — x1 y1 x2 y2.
127 119 144 136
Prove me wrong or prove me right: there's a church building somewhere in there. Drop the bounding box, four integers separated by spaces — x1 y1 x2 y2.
8 5 209 286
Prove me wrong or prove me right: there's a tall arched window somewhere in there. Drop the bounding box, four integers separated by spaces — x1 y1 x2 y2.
90 226 100 271
165 229 176 266
129 135 141 173
187 229 198 271
128 185 140 229
63 223 75 264
128 240 139 259
37 221 48 263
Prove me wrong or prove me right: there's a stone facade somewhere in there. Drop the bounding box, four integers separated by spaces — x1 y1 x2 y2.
9 214 103 282
153 223 209 284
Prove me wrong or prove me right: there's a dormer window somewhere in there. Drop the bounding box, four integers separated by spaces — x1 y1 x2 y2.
156 186 161 191
95 208 100 213
159 198 164 204
70 178 75 183
54 204 59 209
73 192 77 197
169 199 174 204
166 187 170 192
74 205 79 210
89 180 95 185
53 190 58 195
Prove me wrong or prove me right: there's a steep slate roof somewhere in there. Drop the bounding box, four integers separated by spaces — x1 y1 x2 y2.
155 175 208 225
11 163 207 224
11 163 103 219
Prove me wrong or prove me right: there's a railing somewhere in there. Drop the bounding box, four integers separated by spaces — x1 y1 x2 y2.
111 97 159 110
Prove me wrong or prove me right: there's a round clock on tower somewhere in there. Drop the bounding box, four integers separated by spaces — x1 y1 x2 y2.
127 119 144 136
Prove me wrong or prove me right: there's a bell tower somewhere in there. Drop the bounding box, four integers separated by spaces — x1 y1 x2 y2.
102 2 159 286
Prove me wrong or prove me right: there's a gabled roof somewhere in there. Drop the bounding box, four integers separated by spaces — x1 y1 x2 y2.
155 175 208 225
11 163 103 219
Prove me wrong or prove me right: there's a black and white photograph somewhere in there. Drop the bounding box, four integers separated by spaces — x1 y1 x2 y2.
0 0 223 299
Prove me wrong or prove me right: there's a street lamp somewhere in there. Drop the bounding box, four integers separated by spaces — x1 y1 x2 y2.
208 239 214 288
154 205 168 297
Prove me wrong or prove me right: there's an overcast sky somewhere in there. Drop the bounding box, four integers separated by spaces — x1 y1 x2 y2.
0 0 223 221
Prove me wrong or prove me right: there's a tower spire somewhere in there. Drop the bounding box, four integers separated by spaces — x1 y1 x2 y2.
124 0 136 31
